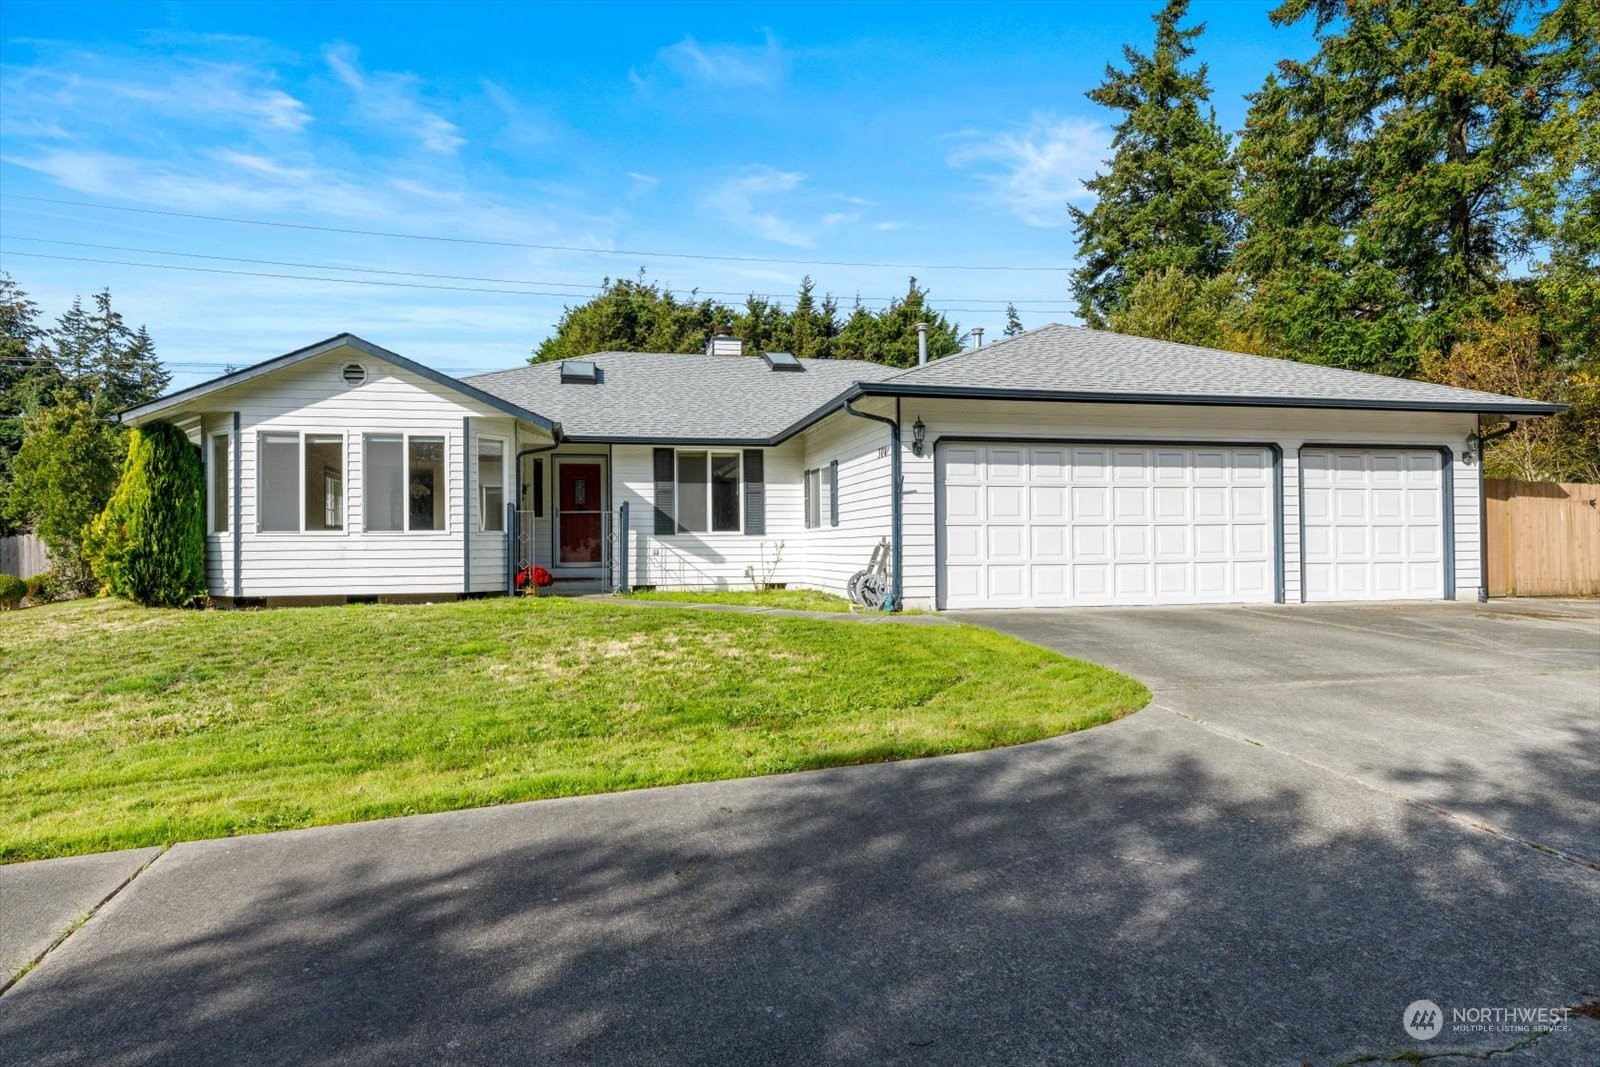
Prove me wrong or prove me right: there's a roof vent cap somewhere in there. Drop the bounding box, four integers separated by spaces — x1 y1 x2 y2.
341 362 367 386
763 351 804 372
560 359 599 384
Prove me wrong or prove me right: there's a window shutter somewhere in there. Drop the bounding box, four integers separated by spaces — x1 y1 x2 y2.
828 460 839 527
743 449 765 535
653 448 675 534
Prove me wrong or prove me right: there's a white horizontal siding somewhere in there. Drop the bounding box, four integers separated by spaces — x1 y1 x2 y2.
793 406 896 598
613 441 805 591
183 348 550 598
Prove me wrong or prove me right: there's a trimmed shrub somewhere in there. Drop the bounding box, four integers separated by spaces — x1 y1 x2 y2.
0 573 25 610
24 570 67 605
86 421 206 607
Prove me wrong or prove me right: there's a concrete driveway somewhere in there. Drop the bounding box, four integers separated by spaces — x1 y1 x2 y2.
2 601 1597 1066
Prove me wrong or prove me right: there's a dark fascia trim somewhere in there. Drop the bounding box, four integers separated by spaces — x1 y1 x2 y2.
558 434 774 448
933 434 1287 606
853 381 1566 417
1296 443 1457 602
121 333 562 434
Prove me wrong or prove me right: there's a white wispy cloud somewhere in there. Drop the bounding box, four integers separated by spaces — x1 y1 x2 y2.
634 32 787 90
0 54 311 137
946 115 1107 227
699 166 815 247
323 43 463 154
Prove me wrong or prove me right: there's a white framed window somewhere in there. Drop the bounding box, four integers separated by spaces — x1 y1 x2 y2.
364 433 448 533
675 450 741 533
257 432 345 532
477 436 506 532
209 433 230 534
804 468 822 529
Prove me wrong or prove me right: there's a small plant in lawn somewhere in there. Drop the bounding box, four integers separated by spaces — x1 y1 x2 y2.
0 573 24 610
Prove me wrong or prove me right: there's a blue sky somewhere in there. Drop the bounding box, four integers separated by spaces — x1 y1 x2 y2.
0 1 1317 387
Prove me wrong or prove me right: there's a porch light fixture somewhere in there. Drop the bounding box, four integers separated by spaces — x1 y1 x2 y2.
911 416 926 457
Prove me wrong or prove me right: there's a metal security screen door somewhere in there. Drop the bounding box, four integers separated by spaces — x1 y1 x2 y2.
556 460 605 565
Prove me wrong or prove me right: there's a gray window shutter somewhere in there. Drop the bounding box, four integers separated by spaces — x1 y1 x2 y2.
828 460 839 527
653 448 675 535
743 449 765 535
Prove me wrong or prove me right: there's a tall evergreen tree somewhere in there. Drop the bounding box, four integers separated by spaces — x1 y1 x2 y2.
832 279 962 367
1236 0 1560 374
1003 303 1025 338
1069 0 1237 326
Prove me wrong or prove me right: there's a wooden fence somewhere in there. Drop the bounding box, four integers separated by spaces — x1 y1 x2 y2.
1485 479 1600 597
0 533 53 578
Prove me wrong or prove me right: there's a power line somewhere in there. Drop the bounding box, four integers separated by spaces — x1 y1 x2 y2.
0 235 1077 308
0 249 1071 315
1 193 1072 273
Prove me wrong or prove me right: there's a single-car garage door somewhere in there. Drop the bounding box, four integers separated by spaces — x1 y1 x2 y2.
938 442 1276 609
1301 448 1447 601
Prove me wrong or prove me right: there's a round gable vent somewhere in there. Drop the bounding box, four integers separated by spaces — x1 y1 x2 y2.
341 362 367 386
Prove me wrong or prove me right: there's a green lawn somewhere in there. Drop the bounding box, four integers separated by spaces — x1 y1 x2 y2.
616 588 853 612
0 597 1148 863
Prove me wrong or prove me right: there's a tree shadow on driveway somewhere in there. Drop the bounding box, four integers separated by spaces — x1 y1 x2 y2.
2 713 1597 1066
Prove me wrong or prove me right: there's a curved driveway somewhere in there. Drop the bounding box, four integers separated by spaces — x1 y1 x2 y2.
2 601 1597 1065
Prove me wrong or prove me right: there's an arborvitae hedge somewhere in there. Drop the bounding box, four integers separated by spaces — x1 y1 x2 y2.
87 421 206 607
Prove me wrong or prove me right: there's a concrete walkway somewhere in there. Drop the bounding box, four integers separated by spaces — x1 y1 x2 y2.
2 601 1596 1065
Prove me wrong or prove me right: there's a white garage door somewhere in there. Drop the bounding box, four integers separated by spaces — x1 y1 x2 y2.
1301 448 1446 601
938 443 1276 609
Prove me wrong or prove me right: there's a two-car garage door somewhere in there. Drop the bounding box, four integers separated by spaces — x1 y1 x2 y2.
937 442 1449 609
939 443 1276 608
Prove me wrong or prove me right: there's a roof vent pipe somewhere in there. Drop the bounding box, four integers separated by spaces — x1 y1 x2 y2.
971 327 984 348
916 322 928 366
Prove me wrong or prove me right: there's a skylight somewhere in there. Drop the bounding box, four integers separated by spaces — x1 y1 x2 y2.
560 359 598 384
763 351 803 372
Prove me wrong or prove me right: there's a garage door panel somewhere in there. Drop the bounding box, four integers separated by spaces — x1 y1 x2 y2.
1114 525 1149 559
1155 525 1189 558
1029 448 1067 481
1073 486 1108 519
1073 525 1110 560
946 525 982 560
1030 485 1067 521
1302 448 1445 602
987 485 1024 519
1153 486 1189 521
940 442 1276 608
946 484 981 521
1156 563 1190 594
1031 525 1068 560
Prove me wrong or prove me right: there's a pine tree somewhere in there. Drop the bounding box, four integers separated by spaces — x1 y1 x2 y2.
1069 0 1237 326
832 279 962 368
1003 303 1025 338
1236 0 1559 374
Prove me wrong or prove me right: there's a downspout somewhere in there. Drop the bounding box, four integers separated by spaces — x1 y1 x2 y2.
1472 421 1518 602
843 398 902 612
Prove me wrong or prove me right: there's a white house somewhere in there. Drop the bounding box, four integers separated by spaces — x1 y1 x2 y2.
121 325 1559 610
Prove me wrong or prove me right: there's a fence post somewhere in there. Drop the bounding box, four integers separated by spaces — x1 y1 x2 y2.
506 502 518 595
615 501 629 593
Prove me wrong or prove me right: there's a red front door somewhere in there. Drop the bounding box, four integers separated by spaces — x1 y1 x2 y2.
557 462 603 564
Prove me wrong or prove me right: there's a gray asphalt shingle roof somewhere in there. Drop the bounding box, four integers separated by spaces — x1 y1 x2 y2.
464 352 900 442
877 323 1558 414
